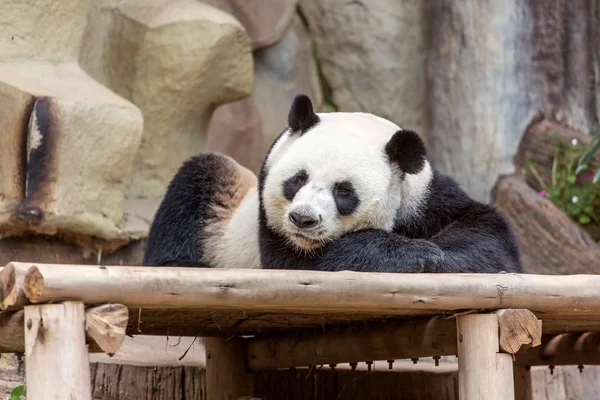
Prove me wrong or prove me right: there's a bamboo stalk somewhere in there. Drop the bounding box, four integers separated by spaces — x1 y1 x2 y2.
16 262 600 315
0 304 129 354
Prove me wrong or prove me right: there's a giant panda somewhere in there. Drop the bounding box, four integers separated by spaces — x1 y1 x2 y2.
143 94 522 273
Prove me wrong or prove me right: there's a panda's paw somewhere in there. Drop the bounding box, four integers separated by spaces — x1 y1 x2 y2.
399 239 445 272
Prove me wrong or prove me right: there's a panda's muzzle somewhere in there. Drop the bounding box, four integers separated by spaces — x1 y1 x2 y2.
288 211 321 230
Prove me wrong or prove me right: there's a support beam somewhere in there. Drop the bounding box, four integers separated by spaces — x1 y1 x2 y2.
85 304 128 354
247 316 457 371
0 303 129 354
516 333 600 366
25 301 92 400
513 365 532 400
496 309 542 354
205 337 254 400
457 314 515 400
0 310 24 353
15 262 600 316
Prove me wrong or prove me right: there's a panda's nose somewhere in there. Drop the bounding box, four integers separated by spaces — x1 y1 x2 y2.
289 211 320 229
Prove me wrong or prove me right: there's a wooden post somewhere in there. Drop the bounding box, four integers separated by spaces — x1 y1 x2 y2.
513 366 532 400
205 337 254 400
25 301 92 400
457 314 515 400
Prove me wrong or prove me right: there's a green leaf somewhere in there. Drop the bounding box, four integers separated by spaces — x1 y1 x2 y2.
579 214 591 225
594 167 600 183
10 385 26 400
578 137 600 171
584 205 595 214
567 175 576 184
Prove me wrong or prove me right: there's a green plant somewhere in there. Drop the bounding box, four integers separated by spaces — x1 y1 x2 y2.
523 141 600 226
576 128 600 182
9 385 25 400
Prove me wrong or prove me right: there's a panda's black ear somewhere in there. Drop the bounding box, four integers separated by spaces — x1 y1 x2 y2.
385 129 427 174
288 94 320 134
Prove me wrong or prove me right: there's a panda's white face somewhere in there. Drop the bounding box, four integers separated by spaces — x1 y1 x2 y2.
263 112 431 251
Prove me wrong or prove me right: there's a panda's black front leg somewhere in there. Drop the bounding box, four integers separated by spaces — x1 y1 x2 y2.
314 230 444 273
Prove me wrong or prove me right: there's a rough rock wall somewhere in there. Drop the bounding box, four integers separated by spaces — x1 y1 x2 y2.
0 0 254 254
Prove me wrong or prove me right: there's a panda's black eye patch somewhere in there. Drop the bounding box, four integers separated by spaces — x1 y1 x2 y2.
334 181 359 216
283 170 309 201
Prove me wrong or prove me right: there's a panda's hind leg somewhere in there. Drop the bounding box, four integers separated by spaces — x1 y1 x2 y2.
143 153 257 267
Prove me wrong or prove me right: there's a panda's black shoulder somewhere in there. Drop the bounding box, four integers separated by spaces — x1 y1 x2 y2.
394 168 512 239
143 153 230 267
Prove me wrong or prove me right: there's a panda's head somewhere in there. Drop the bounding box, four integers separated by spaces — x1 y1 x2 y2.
261 94 433 252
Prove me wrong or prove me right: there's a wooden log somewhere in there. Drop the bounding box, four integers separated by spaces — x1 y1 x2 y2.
456 314 514 400
0 304 128 354
204 337 254 399
17 262 600 315
493 175 600 274
496 309 542 354
516 333 600 366
246 316 457 371
25 301 92 400
247 310 541 371
85 304 128 355
0 310 24 353
0 263 29 310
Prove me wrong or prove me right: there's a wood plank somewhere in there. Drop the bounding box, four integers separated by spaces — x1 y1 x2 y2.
25 301 91 400
246 316 457 371
14 262 600 316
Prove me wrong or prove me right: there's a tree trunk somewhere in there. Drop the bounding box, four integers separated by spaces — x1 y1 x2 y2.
426 0 598 203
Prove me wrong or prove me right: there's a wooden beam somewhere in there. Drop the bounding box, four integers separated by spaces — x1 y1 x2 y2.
247 310 541 371
0 303 129 354
85 304 128 354
25 301 92 400
14 262 600 316
516 333 600 366
246 316 457 371
496 309 542 354
0 310 24 353
205 337 254 399
456 314 514 400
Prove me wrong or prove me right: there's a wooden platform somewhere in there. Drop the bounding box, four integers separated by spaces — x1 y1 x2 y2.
1 262 600 400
